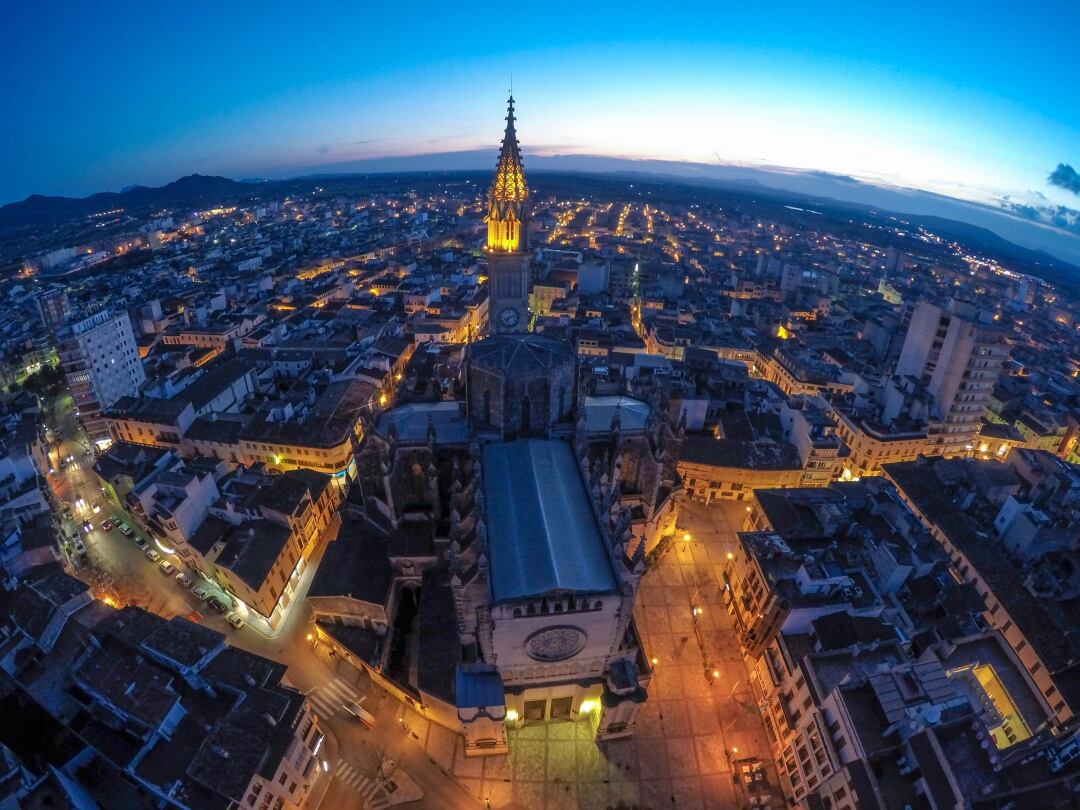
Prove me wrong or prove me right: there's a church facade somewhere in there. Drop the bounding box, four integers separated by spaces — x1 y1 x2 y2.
310 98 683 756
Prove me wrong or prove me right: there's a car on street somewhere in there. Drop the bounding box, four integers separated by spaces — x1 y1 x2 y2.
175 572 193 587
145 549 161 563
343 700 376 728
80 521 92 534
91 502 101 514
159 560 175 575
101 519 114 532
225 613 245 630
192 585 211 600
206 596 227 614
132 535 148 550
117 522 133 537
73 538 86 555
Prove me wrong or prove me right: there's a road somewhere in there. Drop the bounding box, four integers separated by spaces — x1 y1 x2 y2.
43 394 478 809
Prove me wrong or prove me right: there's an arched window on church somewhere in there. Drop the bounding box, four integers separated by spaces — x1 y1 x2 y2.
521 395 531 433
483 388 491 424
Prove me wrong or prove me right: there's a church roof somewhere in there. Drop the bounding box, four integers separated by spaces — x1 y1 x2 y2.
376 401 470 444
483 439 616 602
583 395 650 434
488 95 528 207
469 333 574 375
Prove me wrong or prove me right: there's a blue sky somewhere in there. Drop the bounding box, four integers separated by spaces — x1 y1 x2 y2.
2 1 1078 223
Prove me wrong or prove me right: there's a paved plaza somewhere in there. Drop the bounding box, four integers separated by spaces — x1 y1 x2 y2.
397 501 784 809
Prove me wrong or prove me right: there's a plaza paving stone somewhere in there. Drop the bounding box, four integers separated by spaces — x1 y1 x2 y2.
398 500 784 809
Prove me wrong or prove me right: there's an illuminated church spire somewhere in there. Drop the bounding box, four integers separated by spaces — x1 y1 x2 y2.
486 94 529 252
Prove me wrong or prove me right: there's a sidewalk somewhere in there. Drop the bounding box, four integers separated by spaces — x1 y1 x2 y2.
307 718 340 810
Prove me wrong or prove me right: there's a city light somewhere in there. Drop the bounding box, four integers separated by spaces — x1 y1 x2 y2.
4 48 1069 810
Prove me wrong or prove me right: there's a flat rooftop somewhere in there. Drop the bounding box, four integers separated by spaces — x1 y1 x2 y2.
483 439 615 602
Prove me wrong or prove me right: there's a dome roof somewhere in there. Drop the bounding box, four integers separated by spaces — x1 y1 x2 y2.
468 333 575 376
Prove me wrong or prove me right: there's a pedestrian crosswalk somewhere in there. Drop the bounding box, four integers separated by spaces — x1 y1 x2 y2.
333 758 387 807
306 676 361 719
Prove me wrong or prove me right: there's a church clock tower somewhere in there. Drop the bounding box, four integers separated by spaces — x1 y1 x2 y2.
485 95 531 334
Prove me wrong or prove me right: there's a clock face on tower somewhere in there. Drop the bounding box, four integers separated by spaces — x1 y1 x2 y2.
499 306 521 329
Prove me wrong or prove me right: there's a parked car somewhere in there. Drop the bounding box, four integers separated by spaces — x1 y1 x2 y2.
132 535 148 550
343 700 376 728
101 519 114 532
192 585 211 600
225 613 245 630
175 572 193 588
206 596 227 614
73 539 86 555
117 522 133 537
145 549 161 563
159 560 175 575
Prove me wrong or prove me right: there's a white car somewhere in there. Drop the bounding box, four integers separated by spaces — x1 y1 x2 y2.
225 613 245 630
118 522 134 537
192 585 211 600
145 549 161 563
159 560 176 575
176 572 193 588
343 700 376 728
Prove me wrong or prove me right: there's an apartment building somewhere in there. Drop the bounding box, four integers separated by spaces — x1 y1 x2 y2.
896 300 1010 457
57 310 146 440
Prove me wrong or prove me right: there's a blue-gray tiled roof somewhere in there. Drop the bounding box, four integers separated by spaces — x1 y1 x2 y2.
483 439 616 602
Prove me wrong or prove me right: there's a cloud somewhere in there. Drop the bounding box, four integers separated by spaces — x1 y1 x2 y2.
317 138 387 155
426 133 473 145
1000 197 1080 235
1048 163 1080 195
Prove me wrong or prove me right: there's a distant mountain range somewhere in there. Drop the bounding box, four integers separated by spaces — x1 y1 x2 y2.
0 174 257 228
1 160 1078 286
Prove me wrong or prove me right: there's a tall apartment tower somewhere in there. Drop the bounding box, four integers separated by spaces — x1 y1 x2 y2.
896 299 1009 456
35 287 71 332
484 95 531 334
57 310 146 441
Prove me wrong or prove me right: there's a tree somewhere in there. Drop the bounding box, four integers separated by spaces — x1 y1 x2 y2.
352 741 401 794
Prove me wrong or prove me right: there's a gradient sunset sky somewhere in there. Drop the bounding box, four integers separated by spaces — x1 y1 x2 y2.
3 1 1078 219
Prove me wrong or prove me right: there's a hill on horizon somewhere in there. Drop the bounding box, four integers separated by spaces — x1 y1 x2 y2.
1 165 1078 289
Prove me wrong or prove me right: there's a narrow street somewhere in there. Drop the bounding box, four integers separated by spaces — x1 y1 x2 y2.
42 394 477 809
